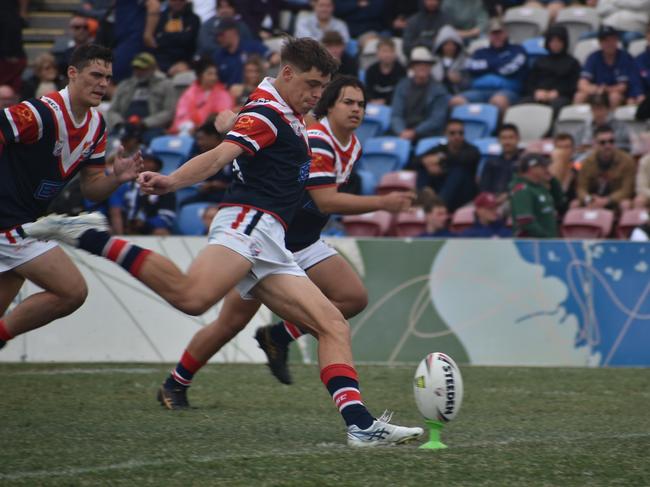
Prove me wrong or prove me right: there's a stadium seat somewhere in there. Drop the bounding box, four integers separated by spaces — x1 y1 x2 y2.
573 38 600 65
395 208 427 237
616 209 649 239
357 103 391 144
356 168 378 195
450 205 475 233
263 36 286 54
628 38 648 58
376 170 417 195
503 103 553 143
522 36 548 67
561 208 614 238
149 135 194 175
414 136 447 157
554 104 592 136
503 6 550 44
473 137 502 157
175 202 210 236
342 211 392 237
467 37 489 55
614 105 647 154
554 7 600 52
359 37 379 71
391 37 407 65
357 137 412 184
345 38 359 57
451 104 499 142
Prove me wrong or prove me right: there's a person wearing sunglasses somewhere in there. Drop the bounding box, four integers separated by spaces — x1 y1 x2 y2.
572 125 635 211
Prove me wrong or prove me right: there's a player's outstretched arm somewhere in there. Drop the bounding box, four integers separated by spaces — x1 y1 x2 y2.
80 147 144 201
310 187 415 215
139 141 243 195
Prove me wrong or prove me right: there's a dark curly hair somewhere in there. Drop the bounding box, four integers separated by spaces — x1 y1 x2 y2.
313 75 366 120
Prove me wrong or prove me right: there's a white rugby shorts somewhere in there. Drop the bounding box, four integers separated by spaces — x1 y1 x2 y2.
208 206 306 298
292 239 338 270
0 227 58 272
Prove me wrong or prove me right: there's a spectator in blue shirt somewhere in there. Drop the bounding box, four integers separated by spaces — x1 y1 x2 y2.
196 0 253 59
458 192 512 238
635 25 650 95
212 18 279 86
451 18 527 114
574 25 644 108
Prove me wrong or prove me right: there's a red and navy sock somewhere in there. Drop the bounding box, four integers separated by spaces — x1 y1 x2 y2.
321 363 374 429
0 319 13 348
165 350 206 388
268 320 304 346
79 230 151 277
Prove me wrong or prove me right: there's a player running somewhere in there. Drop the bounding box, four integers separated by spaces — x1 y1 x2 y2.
0 44 142 351
157 75 414 410
25 39 423 447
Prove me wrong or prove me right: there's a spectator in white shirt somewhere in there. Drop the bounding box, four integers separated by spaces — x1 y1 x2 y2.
294 0 350 43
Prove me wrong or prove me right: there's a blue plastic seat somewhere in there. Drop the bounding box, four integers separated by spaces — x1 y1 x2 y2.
357 103 391 145
522 36 548 67
175 202 210 236
451 104 499 141
357 137 412 193
414 136 447 157
149 135 195 175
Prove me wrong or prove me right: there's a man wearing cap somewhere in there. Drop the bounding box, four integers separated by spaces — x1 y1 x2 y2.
451 18 527 113
573 26 644 108
390 46 449 142
106 52 177 143
212 18 278 86
509 153 562 238
459 192 511 238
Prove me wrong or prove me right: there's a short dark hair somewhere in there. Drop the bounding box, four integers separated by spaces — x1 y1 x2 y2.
281 36 340 77
69 43 112 71
498 123 519 136
554 132 575 145
594 124 614 137
193 57 217 80
377 37 396 50
313 75 365 119
321 30 345 46
446 118 464 128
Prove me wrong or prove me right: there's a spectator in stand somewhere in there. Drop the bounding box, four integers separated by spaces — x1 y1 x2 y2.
171 58 234 134
381 0 419 37
431 25 469 96
572 125 635 211
573 26 644 108
415 118 481 211
180 119 232 206
55 15 94 76
564 93 630 151
111 0 147 83
452 18 527 113
21 53 67 100
441 0 489 41
418 191 455 237
106 53 177 143
524 25 580 114
402 0 450 58
459 192 512 237
635 24 650 95
365 37 407 105
234 0 281 39
109 150 176 236
479 123 523 202
597 0 650 38
548 132 577 213
0 85 19 110
634 152 650 209
321 31 358 77
212 18 279 86
0 0 27 93
509 153 559 238
196 0 253 59
229 55 266 110
391 47 449 143
334 0 387 40
150 0 201 74
295 0 350 43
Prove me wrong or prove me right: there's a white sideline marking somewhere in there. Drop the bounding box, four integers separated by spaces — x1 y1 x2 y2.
2 433 649 481
7 367 160 376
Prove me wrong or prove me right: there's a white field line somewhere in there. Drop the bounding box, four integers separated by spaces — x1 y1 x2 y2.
6 367 161 376
2 433 649 481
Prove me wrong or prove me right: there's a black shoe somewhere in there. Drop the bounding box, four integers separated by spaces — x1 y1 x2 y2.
157 380 190 410
255 325 292 385
0 339 6 350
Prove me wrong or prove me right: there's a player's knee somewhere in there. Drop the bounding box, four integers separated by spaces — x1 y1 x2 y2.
341 289 368 319
57 281 88 314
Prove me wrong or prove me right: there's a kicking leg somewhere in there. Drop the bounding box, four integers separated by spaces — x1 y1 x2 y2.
0 270 25 348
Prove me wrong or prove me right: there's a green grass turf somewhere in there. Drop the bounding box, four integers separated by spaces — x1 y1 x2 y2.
0 363 649 486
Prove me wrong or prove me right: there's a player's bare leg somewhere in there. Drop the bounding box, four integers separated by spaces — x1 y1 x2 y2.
0 247 87 346
0 270 26 348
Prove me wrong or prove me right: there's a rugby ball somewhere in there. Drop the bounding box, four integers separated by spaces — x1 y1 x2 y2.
413 352 463 422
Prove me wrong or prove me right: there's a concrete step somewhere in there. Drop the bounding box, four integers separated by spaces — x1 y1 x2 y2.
27 12 72 30
23 27 66 43
24 42 54 63
36 0 82 13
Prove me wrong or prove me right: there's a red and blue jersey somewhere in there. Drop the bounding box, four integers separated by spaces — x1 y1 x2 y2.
0 87 107 230
220 77 311 228
285 117 362 252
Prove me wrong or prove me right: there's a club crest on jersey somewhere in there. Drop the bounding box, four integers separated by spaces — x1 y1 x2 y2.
80 141 94 159
234 115 255 131
290 120 303 137
52 140 64 157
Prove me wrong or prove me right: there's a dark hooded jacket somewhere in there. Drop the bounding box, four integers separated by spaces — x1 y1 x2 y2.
402 0 450 57
525 25 580 99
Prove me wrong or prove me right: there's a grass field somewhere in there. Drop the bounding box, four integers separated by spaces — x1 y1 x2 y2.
1 363 649 486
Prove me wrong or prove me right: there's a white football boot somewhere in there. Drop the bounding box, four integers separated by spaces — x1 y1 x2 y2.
23 212 109 247
347 411 424 448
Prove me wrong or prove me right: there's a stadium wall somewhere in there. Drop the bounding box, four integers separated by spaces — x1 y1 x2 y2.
2 237 648 366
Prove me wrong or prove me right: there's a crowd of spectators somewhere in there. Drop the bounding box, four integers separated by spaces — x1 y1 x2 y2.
3 0 650 239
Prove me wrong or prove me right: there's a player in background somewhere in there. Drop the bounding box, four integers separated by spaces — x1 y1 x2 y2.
25 39 423 447
157 75 414 410
0 44 143 351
